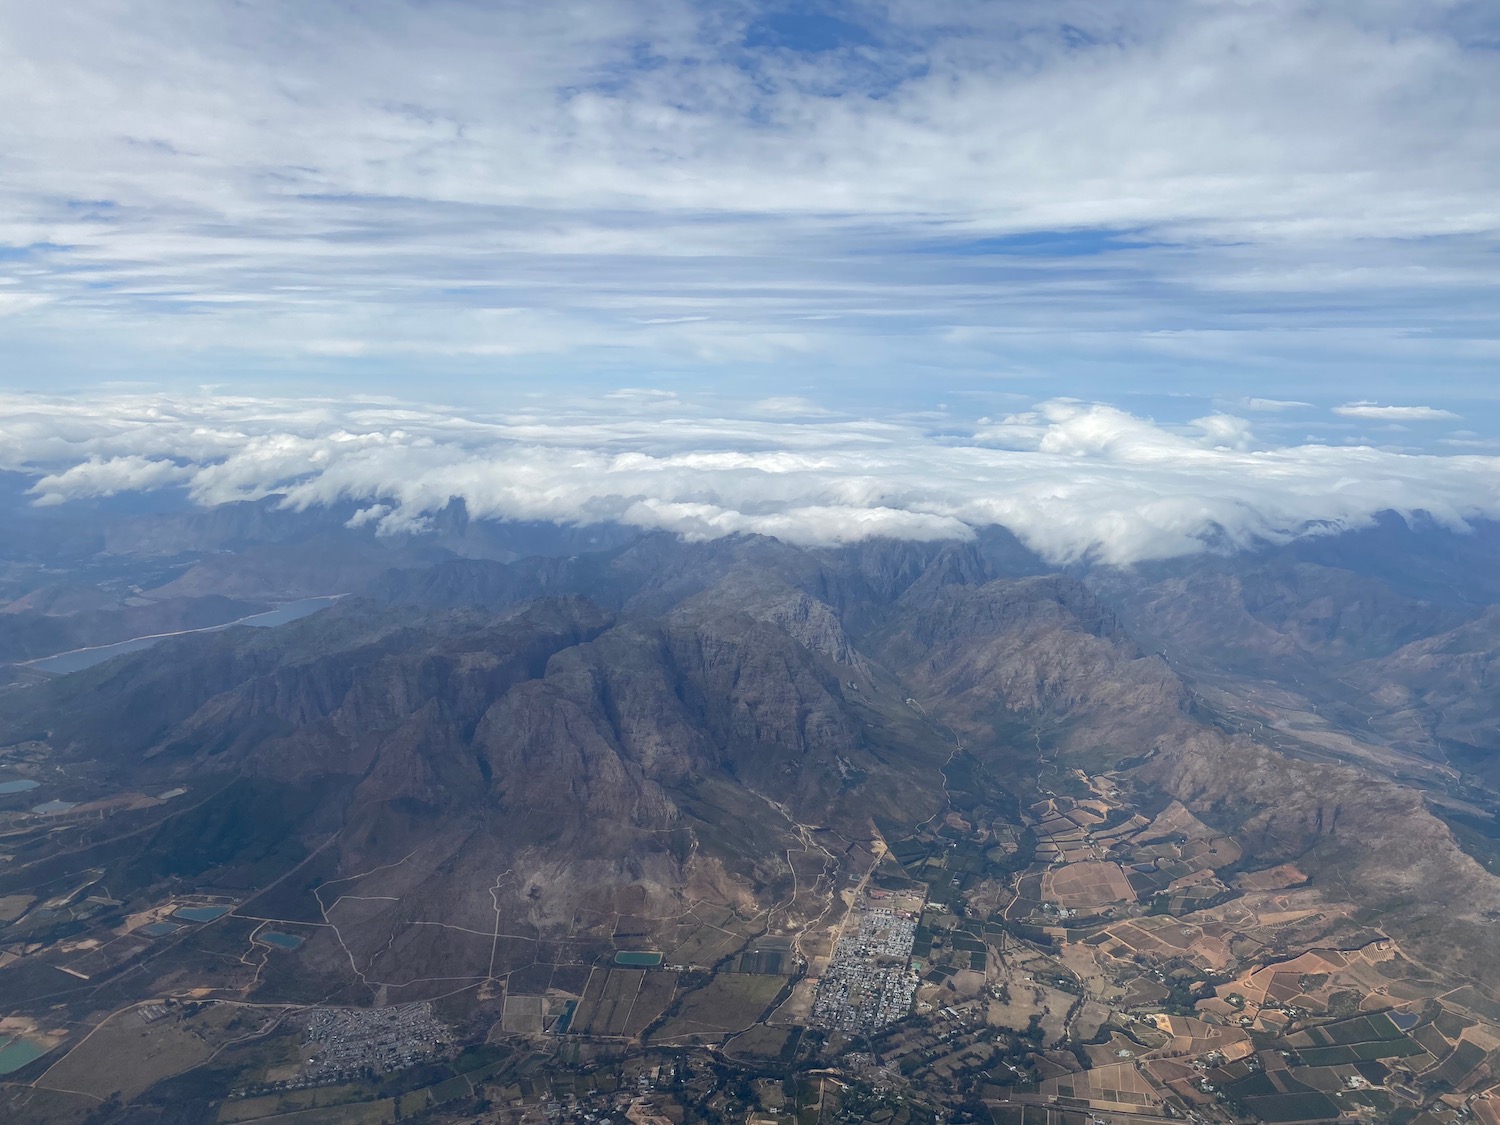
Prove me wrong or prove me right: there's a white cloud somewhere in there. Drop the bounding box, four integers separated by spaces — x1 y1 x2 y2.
0 2 1494 383
1334 402 1462 421
27 454 193 505
750 397 837 417
7 392 1500 567
1239 397 1313 412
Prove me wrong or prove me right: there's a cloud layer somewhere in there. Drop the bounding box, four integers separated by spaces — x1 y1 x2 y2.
0 1 1497 394
7 393 1500 566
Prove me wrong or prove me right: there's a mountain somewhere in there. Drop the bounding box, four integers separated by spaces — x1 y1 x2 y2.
7 514 1500 1123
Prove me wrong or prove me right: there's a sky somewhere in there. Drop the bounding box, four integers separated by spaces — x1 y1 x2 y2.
1 1 1499 561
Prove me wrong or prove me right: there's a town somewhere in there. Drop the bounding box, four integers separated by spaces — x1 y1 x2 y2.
811 895 923 1034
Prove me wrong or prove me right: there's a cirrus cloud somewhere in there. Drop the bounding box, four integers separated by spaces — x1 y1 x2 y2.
0 1 1496 395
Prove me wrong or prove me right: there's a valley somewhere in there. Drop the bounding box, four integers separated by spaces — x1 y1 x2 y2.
4 508 1500 1124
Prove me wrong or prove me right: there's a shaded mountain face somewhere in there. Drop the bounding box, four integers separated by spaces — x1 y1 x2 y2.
1092 536 1500 783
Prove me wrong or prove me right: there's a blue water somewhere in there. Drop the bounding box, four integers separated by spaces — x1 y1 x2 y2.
174 905 231 922
0 779 40 795
257 931 303 950
232 597 342 628
140 921 182 937
613 951 663 966
0 1036 48 1075
26 596 343 675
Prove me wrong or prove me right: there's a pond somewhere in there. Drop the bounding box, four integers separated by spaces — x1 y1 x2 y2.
613 951 664 967
139 921 182 937
30 800 75 815
0 779 40 795
0 1036 49 1075
256 931 303 950
173 905 231 922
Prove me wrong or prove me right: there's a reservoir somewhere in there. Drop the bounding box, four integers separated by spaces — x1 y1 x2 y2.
256 931 304 950
613 951 664 967
25 596 343 675
0 779 40 795
174 905 231 922
0 1036 49 1075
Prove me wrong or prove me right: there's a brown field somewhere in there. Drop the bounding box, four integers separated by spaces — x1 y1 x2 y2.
38 1001 257 1101
723 1024 793 1060
500 994 544 1034
765 977 817 1026
218 1084 387 1123
1235 863 1310 892
622 971 679 1036
0 1086 98 1125
1039 1060 1163 1111
221 1099 396 1124
652 974 786 1041
1042 861 1134 909
569 967 682 1038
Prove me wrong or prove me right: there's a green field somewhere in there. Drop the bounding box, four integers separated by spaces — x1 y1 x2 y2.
1297 1038 1422 1066
1242 1091 1340 1123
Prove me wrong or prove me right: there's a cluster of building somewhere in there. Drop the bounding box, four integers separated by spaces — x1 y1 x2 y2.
811 906 920 1033
300 1002 449 1080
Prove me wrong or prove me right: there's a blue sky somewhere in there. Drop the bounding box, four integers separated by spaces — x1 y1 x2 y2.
1 0 1498 446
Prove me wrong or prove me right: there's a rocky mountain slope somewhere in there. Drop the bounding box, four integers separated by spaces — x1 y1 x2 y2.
5 526 1500 1002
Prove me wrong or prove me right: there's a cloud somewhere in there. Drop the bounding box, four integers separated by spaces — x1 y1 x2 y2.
0 2 1496 391
7 392 1500 567
1239 397 1313 412
1334 402 1462 421
750 397 837 417
27 454 193 505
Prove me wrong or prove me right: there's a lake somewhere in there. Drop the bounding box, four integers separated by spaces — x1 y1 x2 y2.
0 779 40 795
25 595 343 675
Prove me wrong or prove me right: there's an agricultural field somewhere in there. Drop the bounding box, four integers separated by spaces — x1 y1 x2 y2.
651 974 788 1041
568 968 680 1038
1040 861 1134 911
36 1001 266 1102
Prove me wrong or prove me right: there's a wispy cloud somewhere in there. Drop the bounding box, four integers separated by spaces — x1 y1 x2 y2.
1239 397 1313 412
1334 402 1463 421
0 2 1495 395
8 392 1500 566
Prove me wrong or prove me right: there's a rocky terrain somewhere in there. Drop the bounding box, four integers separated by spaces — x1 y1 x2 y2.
7 498 1500 1121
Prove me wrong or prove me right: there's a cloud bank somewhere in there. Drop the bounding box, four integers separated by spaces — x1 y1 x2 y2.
6 393 1500 567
